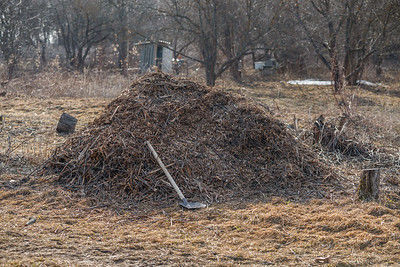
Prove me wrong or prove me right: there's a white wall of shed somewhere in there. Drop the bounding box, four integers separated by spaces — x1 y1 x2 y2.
162 47 173 73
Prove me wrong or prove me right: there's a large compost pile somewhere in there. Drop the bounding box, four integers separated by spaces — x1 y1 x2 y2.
46 73 334 202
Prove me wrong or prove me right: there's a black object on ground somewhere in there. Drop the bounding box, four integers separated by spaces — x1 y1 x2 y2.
56 113 77 134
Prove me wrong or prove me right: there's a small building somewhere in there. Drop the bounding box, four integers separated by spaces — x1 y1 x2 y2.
135 40 173 73
254 58 278 70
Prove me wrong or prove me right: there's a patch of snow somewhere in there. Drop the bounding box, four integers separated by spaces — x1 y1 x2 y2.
358 80 381 87
287 79 333 85
286 79 381 87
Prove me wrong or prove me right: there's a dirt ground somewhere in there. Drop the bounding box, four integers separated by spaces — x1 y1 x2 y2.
1 76 400 266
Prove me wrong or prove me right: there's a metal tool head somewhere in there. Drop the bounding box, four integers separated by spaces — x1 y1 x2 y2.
179 199 206 209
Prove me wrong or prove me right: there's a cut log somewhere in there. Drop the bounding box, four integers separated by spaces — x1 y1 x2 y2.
56 113 77 135
358 169 380 201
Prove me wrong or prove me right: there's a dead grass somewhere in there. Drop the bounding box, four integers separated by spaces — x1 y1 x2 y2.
221 80 400 143
222 79 400 207
1 182 400 266
0 71 400 265
0 96 108 164
1 70 131 98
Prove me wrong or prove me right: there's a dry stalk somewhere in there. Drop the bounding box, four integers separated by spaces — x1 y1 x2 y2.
45 73 337 202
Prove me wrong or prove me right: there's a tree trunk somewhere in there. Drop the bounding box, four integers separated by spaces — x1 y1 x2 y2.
40 41 47 69
375 55 383 78
223 24 241 82
358 169 380 201
230 59 241 82
118 3 128 77
118 38 128 76
251 49 255 69
77 48 84 72
329 44 343 93
201 38 217 87
205 64 216 86
344 49 362 86
67 50 75 68
7 62 16 80
331 56 342 93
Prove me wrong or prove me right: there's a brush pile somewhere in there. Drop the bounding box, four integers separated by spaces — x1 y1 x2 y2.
313 115 371 157
46 73 334 202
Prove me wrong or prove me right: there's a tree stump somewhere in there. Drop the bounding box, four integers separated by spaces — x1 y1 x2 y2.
56 113 77 135
358 169 380 201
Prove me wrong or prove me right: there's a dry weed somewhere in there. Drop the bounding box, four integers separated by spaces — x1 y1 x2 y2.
1 70 131 98
0 71 399 265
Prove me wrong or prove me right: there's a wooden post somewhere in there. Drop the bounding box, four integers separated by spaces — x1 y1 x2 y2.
56 113 77 135
313 115 325 144
358 169 380 201
293 115 298 131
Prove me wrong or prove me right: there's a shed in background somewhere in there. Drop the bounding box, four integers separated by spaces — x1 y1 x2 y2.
135 41 173 73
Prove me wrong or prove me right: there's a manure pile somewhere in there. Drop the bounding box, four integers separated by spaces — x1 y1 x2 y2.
47 73 334 202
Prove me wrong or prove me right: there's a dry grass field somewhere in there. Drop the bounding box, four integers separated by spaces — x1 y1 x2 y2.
0 71 400 266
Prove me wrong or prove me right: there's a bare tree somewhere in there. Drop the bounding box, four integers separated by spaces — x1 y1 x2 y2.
107 0 129 75
158 0 281 86
51 0 111 71
0 0 38 79
292 0 395 91
34 0 53 69
220 0 277 81
25 0 54 70
107 0 151 76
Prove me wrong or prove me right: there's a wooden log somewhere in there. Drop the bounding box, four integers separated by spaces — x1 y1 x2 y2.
56 113 77 134
358 169 380 201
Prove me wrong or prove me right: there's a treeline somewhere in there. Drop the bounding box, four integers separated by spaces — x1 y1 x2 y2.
1 0 400 86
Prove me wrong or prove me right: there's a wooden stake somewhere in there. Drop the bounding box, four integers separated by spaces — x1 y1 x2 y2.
358 169 380 201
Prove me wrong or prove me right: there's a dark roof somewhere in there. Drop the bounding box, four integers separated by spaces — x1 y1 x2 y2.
134 40 171 47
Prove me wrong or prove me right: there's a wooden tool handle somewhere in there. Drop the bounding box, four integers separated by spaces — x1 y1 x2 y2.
145 141 186 201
